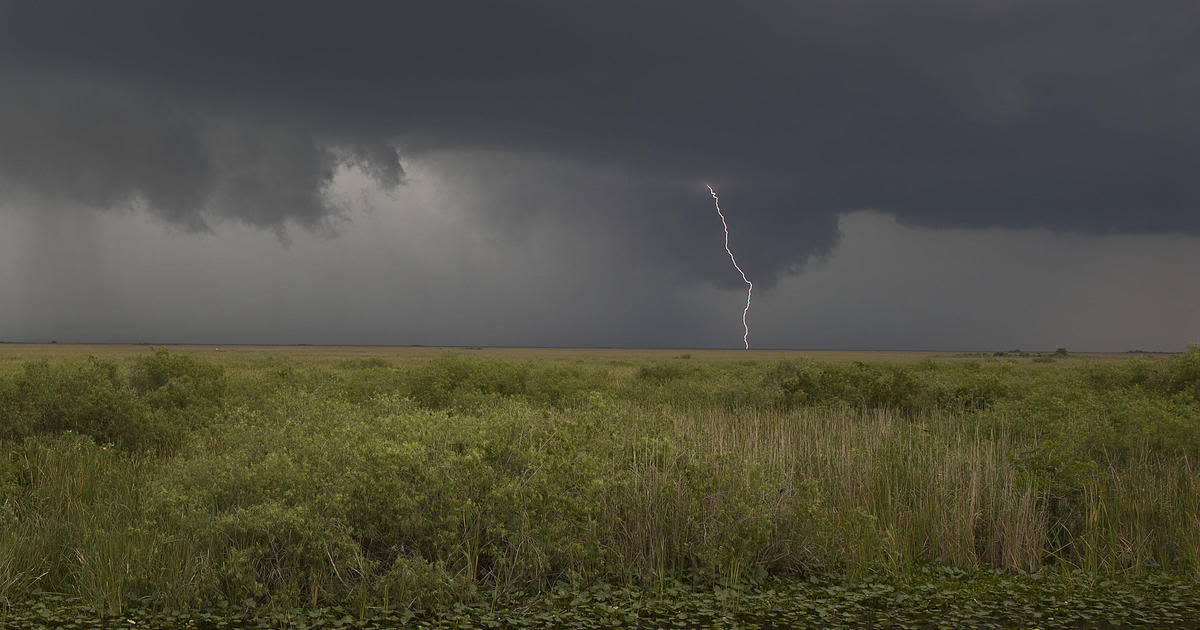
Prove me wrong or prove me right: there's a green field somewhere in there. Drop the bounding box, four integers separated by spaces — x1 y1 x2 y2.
2 345 1199 628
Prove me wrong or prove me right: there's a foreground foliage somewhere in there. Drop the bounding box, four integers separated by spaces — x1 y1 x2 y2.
1 347 1199 623
5 570 1200 629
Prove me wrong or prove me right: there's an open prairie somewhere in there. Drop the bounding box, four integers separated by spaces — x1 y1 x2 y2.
0 342 1160 364
2 345 1199 627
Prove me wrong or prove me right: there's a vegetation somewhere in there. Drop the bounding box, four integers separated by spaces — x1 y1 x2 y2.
2 347 1199 626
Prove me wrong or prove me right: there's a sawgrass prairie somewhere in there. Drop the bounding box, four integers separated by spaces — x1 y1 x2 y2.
1 344 1197 625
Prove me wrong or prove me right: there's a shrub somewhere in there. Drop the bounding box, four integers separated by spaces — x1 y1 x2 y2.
1165 345 1200 402
1 358 146 448
337 357 392 370
519 364 601 408
936 371 1009 411
764 361 931 414
128 348 226 411
763 360 826 407
635 363 692 384
206 502 362 604
403 354 530 410
0 354 219 452
378 556 472 610
866 365 925 414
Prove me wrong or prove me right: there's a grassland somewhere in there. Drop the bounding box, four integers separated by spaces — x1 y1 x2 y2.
0 342 1165 364
1 345 1199 628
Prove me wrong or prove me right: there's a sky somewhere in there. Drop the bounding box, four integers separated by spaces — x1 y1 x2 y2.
1 1 1198 350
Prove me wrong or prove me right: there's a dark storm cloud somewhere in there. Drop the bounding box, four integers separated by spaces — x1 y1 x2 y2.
0 73 402 231
2 1 1198 286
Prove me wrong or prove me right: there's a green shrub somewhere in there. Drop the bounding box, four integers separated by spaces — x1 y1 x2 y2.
378 555 472 610
206 502 362 604
763 360 824 407
935 371 1009 411
1 358 150 449
1166 345 1200 402
635 362 692 383
403 354 530 410
337 357 393 370
0 353 223 452
764 361 932 414
865 365 925 414
129 348 226 412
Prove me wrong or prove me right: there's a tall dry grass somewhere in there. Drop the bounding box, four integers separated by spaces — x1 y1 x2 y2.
658 404 1198 577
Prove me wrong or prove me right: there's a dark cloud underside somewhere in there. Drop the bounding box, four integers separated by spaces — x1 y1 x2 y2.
1 1 1198 288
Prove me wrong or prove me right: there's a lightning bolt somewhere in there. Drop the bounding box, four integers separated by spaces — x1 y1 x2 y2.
707 184 753 350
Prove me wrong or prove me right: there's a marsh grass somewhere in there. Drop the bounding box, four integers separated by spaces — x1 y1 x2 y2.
0 348 1198 614
0 434 154 612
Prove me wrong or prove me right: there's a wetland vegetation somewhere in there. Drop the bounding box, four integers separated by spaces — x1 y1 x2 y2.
2 346 1199 627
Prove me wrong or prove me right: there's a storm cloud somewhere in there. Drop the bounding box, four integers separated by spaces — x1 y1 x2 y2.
1 2 1198 349
3 1 1199 287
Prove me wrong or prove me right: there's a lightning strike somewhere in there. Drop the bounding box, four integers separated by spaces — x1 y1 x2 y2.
707 184 753 350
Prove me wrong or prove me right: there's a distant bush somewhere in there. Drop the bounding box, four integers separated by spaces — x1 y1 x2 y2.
337 357 393 370
635 362 694 384
1165 345 1200 402
764 361 932 414
764 360 826 407
0 358 150 449
129 349 226 418
397 354 605 410
936 372 1009 411
862 364 926 414
402 354 530 410
0 351 226 452
520 364 604 408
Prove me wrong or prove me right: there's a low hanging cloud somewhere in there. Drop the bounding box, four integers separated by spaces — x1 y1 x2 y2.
0 74 402 232
1 1 1199 290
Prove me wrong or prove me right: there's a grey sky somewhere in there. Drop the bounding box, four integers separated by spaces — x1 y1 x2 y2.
1 2 1197 349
